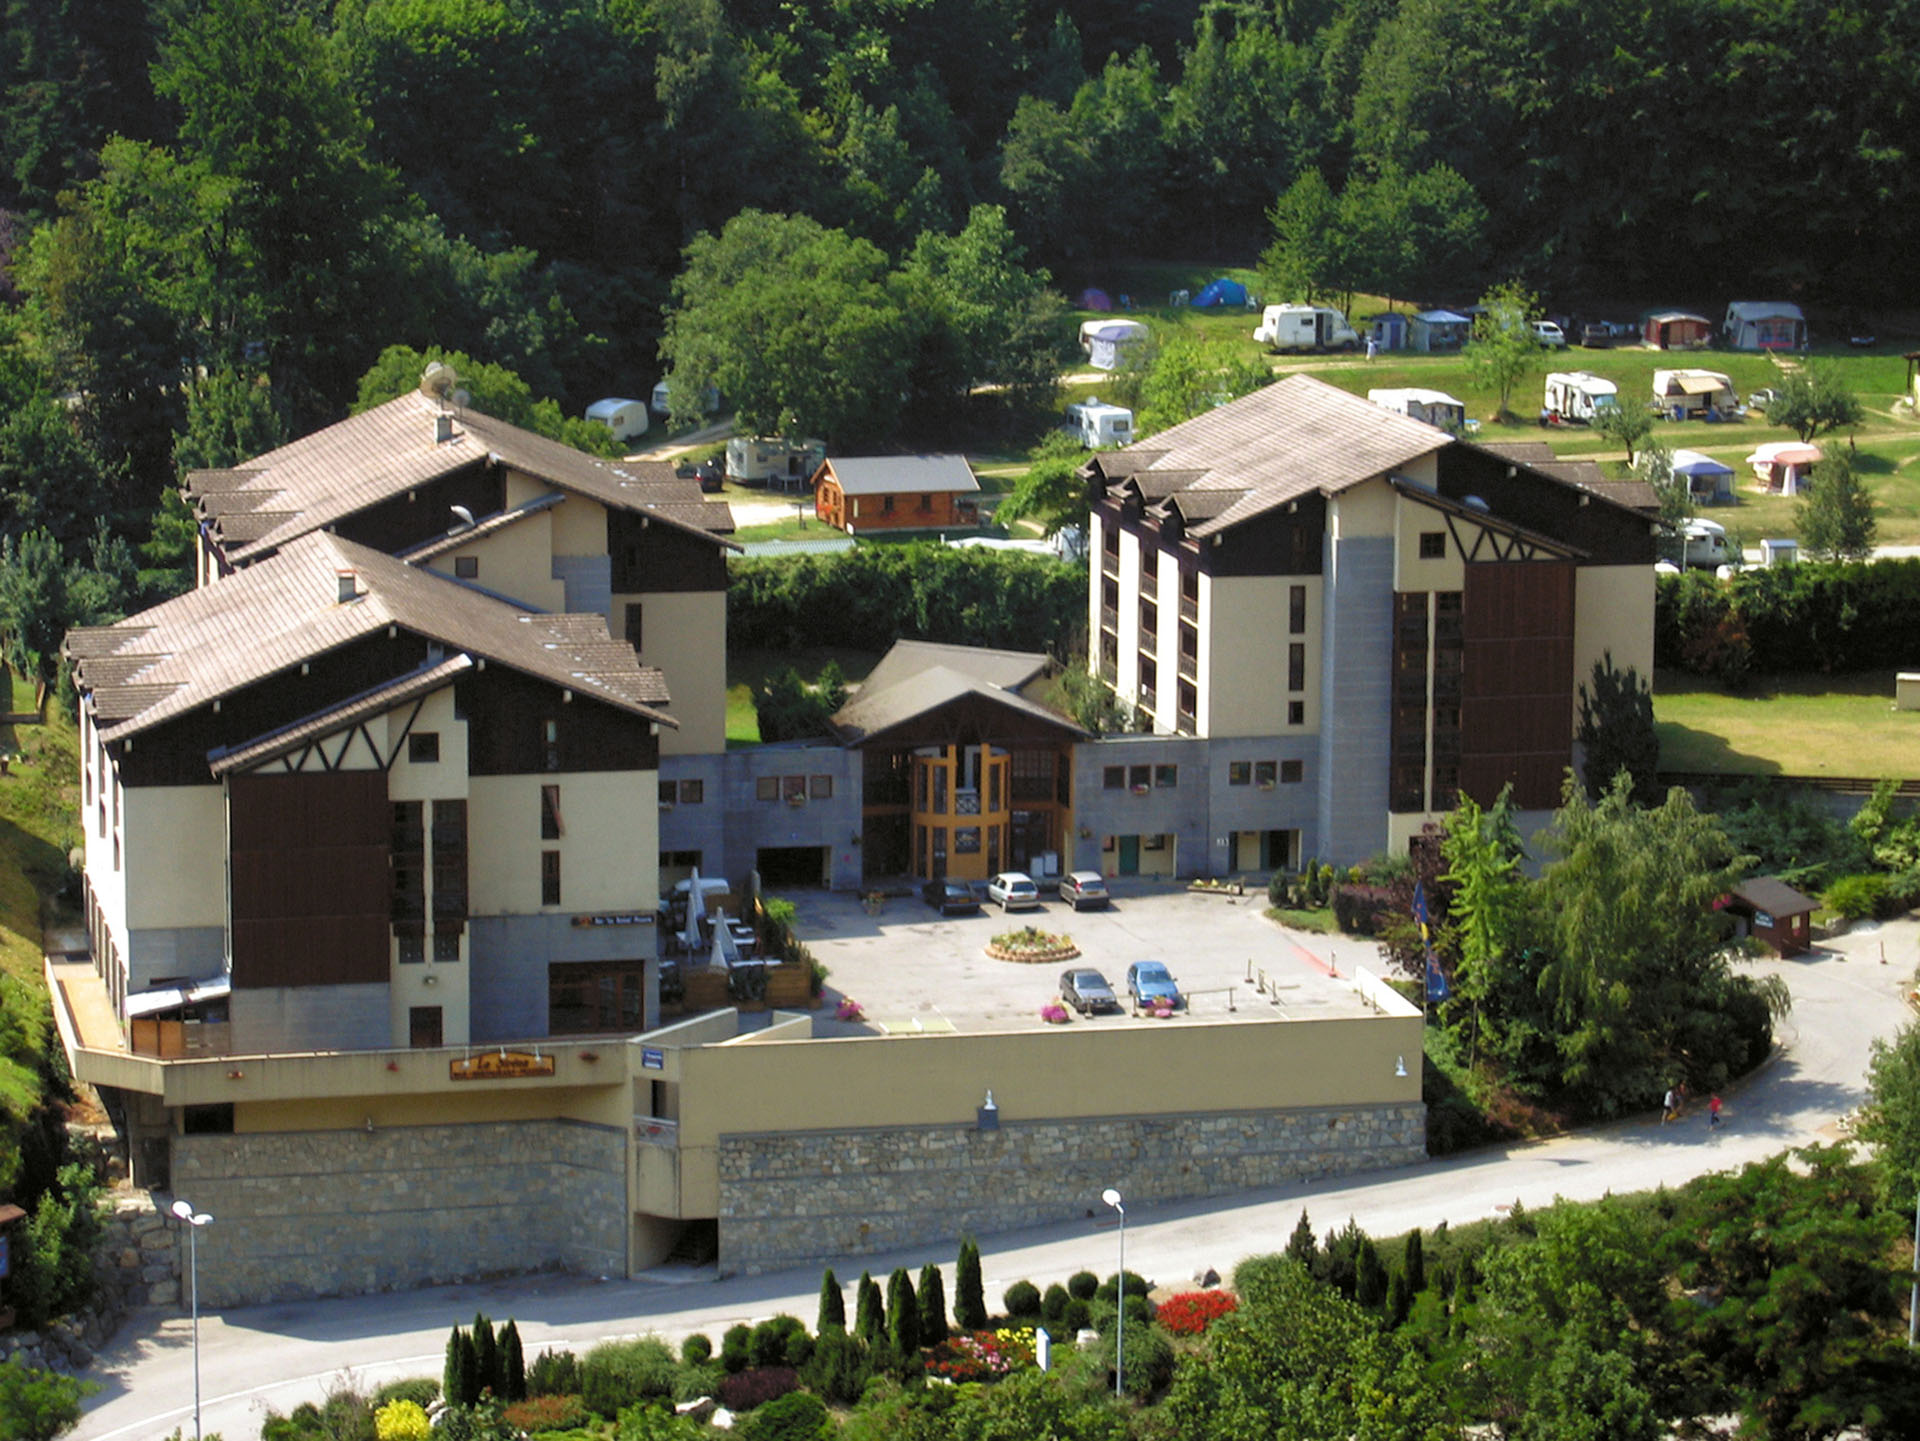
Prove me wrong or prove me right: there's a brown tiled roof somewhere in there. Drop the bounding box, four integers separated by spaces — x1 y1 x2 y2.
206 655 475 777
185 391 737 561
831 664 1084 747
1092 376 1452 537
67 532 674 743
1730 876 1817 918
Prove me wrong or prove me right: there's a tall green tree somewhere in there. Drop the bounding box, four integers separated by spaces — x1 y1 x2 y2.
954 1236 987 1331
1463 279 1541 420
1768 361 1864 444
1576 654 1660 804
885 1267 920 1355
1859 1019 1920 1207
915 1263 948 1345
818 1266 846 1332
854 1270 884 1344
1796 448 1877 561
995 432 1090 538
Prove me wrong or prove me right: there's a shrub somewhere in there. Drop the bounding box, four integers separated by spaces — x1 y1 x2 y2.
800 1326 869 1405
371 1378 439 1410
954 1238 987 1330
916 1263 949 1346
0 1360 92 1441
499 1393 589 1435
924 1328 1038 1384
1084 1322 1175 1398
672 1361 723 1404
750 1315 810 1369
1330 882 1394 936
580 1338 677 1418
1066 1270 1099 1301
1040 1283 1069 1322
680 1334 711 1366
374 1400 432 1441
1155 1290 1239 1335
1094 1270 1155 1307
817 1268 845 1333
1824 872 1890 920
1062 1298 1091 1332
527 1349 579 1398
1002 1280 1041 1318
10 1162 104 1329
715 1366 799 1412
721 1323 753 1374
737 1390 830 1441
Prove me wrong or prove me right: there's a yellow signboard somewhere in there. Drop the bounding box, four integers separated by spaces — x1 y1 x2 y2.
449 1050 557 1081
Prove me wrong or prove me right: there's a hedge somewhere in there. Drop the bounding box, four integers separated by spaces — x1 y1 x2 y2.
1655 559 1920 678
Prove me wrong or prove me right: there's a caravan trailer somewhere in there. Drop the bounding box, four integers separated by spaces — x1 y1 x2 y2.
1542 371 1620 424
584 397 649 442
1065 400 1134 448
1253 304 1359 352
725 436 826 488
1368 388 1467 431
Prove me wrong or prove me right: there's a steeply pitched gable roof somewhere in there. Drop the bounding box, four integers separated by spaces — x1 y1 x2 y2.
821 455 979 496
830 640 1082 746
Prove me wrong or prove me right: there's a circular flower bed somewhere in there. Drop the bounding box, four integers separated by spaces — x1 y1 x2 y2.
985 926 1080 963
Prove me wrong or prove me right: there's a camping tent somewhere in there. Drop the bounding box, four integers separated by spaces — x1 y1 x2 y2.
1366 313 1408 351
1641 310 1712 349
1077 288 1113 312
1089 320 1150 371
1189 277 1249 309
1747 441 1823 495
1724 301 1806 351
1410 310 1471 353
1671 450 1735 505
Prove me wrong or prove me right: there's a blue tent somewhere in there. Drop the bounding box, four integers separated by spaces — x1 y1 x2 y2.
1078 288 1113 312
1189 277 1248 309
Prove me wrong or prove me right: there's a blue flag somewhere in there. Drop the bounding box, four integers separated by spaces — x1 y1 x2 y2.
1414 880 1451 1001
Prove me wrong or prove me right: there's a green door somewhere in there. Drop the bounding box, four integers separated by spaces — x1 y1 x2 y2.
1117 834 1140 875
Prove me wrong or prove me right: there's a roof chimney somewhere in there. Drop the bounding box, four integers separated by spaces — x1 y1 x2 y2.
434 413 454 444
336 570 357 604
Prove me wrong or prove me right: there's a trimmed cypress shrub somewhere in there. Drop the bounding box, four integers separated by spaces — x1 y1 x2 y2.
500 1320 527 1402
886 1268 920 1355
1040 1283 1069 1323
681 1334 712 1365
1002 1280 1041 1318
472 1314 500 1398
1066 1269 1099 1301
854 1272 885 1344
721 1323 754 1374
1404 1228 1426 1292
954 1238 987 1331
916 1264 948 1345
818 1267 846 1332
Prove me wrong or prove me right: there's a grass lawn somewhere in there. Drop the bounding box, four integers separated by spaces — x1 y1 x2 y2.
727 647 883 746
1654 670 1920 778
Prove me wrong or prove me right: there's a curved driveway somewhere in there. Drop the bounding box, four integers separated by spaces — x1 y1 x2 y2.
71 919 1916 1441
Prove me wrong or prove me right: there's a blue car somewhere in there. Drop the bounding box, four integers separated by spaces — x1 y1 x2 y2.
1126 960 1181 1010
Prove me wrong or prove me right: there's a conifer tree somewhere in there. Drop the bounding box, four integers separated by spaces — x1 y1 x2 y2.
818 1266 846 1331
1404 1228 1426 1292
472 1312 500 1397
443 1325 466 1409
456 1329 479 1407
1286 1208 1317 1269
954 1237 987 1330
854 1270 885 1343
501 1319 526 1401
916 1263 949 1345
887 1267 921 1355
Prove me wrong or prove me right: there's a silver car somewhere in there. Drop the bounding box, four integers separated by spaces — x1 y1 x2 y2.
986 871 1041 910
1060 967 1119 1015
1059 871 1110 910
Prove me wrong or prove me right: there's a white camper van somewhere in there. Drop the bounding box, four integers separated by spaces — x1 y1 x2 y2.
1682 518 1731 569
651 378 722 415
585 397 649 442
1653 369 1737 419
1368 388 1467 431
1543 371 1620 423
1254 304 1360 352
725 436 826 488
1065 400 1134 448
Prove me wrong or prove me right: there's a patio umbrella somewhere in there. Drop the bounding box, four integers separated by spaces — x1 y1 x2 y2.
681 868 707 953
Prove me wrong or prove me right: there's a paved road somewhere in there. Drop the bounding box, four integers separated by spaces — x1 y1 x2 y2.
71 920 1916 1441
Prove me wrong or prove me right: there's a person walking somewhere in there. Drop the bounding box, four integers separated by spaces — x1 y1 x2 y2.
1365 334 1378 362
1709 1094 1723 1129
1662 1086 1677 1124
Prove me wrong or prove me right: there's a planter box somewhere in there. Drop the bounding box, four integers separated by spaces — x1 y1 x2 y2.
1187 881 1246 897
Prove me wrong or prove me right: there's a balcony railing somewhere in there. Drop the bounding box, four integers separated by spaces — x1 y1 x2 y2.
1100 605 1119 633
954 789 981 815
1098 660 1118 685
1138 624 1156 654
1177 650 1197 682
1139 685 1158 710
1140 571 1158 600
1179 595 1198 623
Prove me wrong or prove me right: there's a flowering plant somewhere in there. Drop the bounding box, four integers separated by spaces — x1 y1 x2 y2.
1040 1003 1070 1023
1157 1289 1239 1335
926 1327 1038 1384
836 997 865 1021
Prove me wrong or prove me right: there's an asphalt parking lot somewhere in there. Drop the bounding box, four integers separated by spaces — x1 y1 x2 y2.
775 879 1381 1037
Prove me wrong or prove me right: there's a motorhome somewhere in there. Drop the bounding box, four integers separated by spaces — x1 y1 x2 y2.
1065 400 1134 448
1367 388 1467 431
584 397 649 441
1543 371 1620 423
650 378 721 415
725 436 826 488
1253 304 1360 352
1653 369 1737 419
1682 518 1731 568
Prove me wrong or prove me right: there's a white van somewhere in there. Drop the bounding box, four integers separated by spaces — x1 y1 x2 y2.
1682 518 1730 568
1254 304 1360 352
585 397 649 441
1543 371 1620 423
1065 400 1134 448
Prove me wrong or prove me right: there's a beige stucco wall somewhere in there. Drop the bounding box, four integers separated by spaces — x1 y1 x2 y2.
384 689 473 1043
1394 496 1468 592
1330 475 1397 539
232 1078 627 1135
468 769 659 916
423 510 565 612
1200 573 1313 737
1574 564 1657 724
123 786 226 933
551 493 609 557
620 590 725 756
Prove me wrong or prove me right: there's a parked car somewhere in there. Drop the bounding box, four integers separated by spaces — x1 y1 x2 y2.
1578 321 1614 348
922 878 979 915
1059 871 1110 910
1126 960 1181 1010
676 460 725 493
1059 967 1120 1016
1746 387 1779 412
1531 320 1568 348
986 871 1041 911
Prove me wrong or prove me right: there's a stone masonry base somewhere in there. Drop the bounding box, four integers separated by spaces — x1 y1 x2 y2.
715 1102 1427 1275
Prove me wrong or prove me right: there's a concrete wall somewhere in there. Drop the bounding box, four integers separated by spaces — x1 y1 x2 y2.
1316 514 1395 865
716 1102 1426 1275
172 1117 626 1306
553 552 613 619
468 912 659 1042
658 744 862 892
230 983 391 1055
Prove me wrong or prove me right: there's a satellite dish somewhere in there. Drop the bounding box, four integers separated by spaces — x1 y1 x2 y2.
449 505 476 531
450 388 471 411
420 362 458 401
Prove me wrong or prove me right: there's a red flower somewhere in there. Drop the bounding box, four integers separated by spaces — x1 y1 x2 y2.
1157 1290 1238 1335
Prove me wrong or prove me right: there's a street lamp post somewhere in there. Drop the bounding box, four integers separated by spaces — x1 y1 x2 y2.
171 1199 212 1441
1101 1187 1125 1398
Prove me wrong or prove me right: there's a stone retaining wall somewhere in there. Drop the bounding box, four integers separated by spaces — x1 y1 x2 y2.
0 1195 171 1375
716 1102 1426 1275
172 1117 626 1307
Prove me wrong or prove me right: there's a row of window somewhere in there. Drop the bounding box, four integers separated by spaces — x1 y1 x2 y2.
755 774 836 802
1102 760 1307 791
1228 760 1304 786
659 779 705 806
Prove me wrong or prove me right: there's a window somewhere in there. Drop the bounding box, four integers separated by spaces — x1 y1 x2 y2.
408 732 440 764
678 778 704 805
1181 569 1199 602
1281 760 1304 783
918 493 933 512
1288 700 1306 726
624 602 643 649
1288 643 1306 692
1143 833 1166 851
548 961 644 1034
757 776 780 802
1229 761 1252 786
397 931 424 964
1154 764 1178 789
433 927 462 962
454 555 479 579
809 774 834 800
543 718 560 771
541 784 563 839
882 494 895 513
659 780 677 807
1128 765 1150 790
1254 761 1277 787
1289 584 1307 634
1418 531 1446 560
541 851 561 906
1103 766 1125 790
954 826 981 854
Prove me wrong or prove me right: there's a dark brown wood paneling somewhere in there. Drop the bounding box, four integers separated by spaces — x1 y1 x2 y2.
333 463 507 557
608 511 727 594
230 772 391 988
459 668 661 776
1437 446 1655 565
1459 562 1576 811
